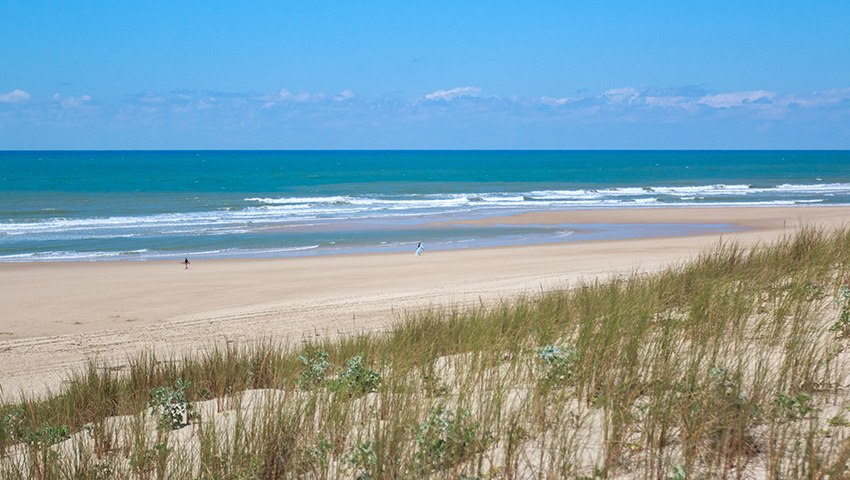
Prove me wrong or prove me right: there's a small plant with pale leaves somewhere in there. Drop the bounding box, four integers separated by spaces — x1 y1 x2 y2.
332 355 381 396
413 404 493 473
829 285 850 337
298 349 332 390
149 379 192 430
536 344 578 385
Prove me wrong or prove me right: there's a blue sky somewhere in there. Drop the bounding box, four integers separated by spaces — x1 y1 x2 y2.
1 1 849 149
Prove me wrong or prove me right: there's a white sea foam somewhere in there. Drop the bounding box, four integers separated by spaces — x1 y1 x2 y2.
246 196 351 205
0 244 324 262
2 182 849 262
4 183 847 238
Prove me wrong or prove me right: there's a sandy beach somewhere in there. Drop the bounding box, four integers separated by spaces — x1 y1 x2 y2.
1 206 848 399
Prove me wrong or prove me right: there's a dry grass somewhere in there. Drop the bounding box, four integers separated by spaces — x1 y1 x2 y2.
3 225 850 479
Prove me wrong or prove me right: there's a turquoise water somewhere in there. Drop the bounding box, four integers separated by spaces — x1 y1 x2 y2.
1 150 848 261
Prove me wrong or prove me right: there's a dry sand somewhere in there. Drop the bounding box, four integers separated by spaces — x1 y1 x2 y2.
1 206 848 399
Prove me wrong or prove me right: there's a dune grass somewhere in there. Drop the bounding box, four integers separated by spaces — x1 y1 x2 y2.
2 225 850 479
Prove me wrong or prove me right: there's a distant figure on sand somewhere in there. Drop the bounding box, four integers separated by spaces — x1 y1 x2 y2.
415 243 424 256
183 257 190 269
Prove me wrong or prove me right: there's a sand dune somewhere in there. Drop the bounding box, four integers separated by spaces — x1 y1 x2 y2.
1 206 847 398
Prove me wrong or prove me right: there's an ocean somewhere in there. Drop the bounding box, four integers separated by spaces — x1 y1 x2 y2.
1 150 848 262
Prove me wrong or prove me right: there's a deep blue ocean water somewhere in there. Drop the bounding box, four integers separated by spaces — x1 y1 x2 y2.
1 150 848 261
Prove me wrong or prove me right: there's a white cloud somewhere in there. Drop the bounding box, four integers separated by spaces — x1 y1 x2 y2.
820 87 850 99
779 88 850 108
335 90 355 101
195 99 215 110
256 88 331 108
275 89 292 100
3 84 849 149
644 96 687 108
273 89 326 102
138 92 167 103
604 87 640 104
697 90 775 108
424 86 481 101
0 89 31 103
253 89 291 107
540 96 571 106
58 94 93 109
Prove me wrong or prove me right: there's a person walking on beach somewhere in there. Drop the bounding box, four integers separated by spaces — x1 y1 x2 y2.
183 257 190 269
415 243 424 256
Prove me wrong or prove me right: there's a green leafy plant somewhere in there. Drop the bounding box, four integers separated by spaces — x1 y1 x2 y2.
298 350 332 390
6 416 72 480
536 344 578 385
804 282 826 300
413 404 493 473
829 286 850 337
24 423 71 447
1 408 70 449
149 379 192 430
827 415 850 427
346 441 376 480
332 355 381 396
1 408 25 454
3 408 26 443
298 351 381 396
668 463 688 480
308 435 337 471
772 391 816 419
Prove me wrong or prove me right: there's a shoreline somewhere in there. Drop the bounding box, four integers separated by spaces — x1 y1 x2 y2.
5 204 847 264
1 205 848 398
